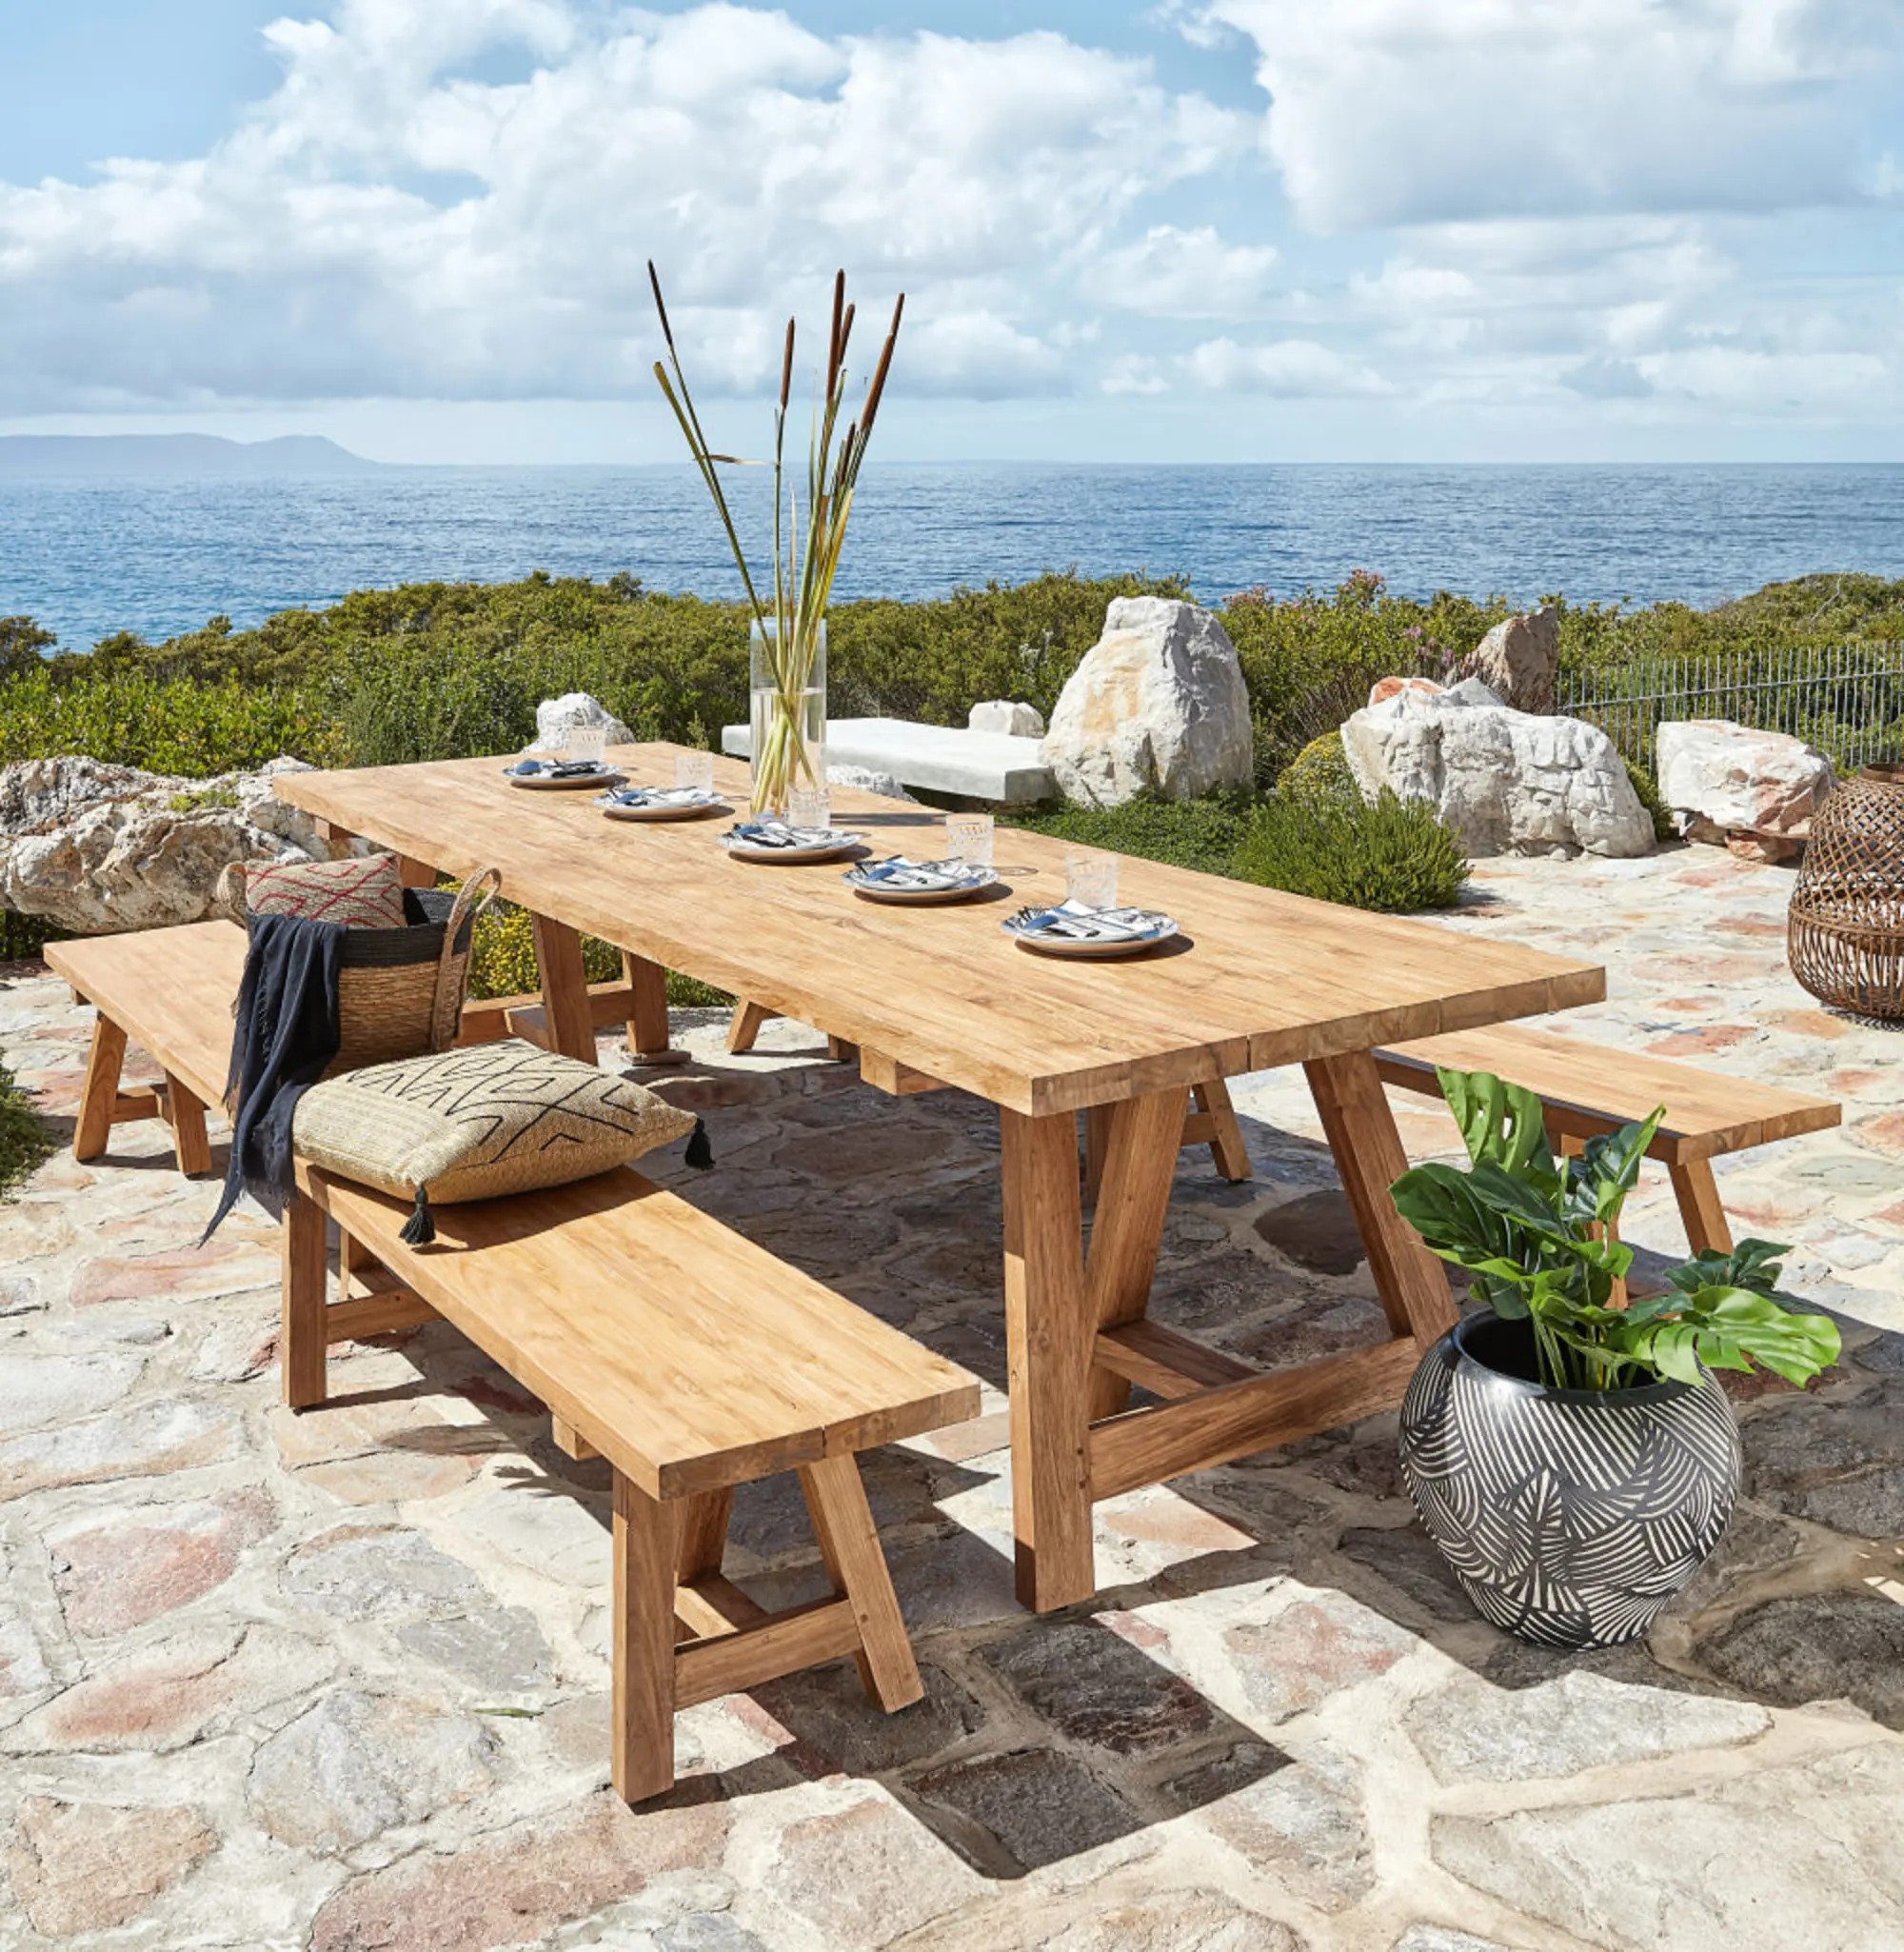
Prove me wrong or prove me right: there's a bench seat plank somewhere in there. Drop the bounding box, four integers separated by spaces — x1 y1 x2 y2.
1376 1022 1840 1162
48 920 245 1116
299 1164 980 1502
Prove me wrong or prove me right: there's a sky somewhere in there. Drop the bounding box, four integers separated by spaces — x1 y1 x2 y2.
0 0 1900 465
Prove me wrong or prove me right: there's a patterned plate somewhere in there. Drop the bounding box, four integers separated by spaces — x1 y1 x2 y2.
842 858 1000 904
719 823 870 864
596 786 730 822
503 760 625 791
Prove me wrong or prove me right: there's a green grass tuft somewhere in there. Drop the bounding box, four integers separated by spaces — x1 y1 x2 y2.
0 1065 53 1200
1230 789 1471 913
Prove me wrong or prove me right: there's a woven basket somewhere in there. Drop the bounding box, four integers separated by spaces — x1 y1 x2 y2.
1788 765 1904 1020
228 864 502 1073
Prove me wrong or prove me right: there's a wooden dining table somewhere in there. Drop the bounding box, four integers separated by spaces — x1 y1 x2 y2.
277 744 1605 1612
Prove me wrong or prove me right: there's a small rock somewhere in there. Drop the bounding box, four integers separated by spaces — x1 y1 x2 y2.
979 1620 1213 1756
1369 676 1447 707
1042 597 1253 807
532 691 635 751
50 1489 275 1637
248 1689 497 1850
910 1747 1136 1871
968 700 1046 737
825 764 918 804
1461 606 1560 713
1658 720 1834 846
4 1796 214 1938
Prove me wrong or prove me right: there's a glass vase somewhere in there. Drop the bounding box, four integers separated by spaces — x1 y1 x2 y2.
748 617 827 819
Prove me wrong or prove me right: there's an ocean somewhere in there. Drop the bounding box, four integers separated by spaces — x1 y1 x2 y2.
4 462 1902 651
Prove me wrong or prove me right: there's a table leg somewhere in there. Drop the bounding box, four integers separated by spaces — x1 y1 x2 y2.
622 951 688 1066
74 1015 128 1162
1305 1049 1458 1344
1001 1106 1095 1611
611 1471 678 1804
529 913 597 1063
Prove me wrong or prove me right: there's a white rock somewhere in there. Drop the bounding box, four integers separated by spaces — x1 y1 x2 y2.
825 764 917 805
967 700 1045 738
1463 606 1560 713
531 692 635 751
0 754 331 934
1041 598 1254 807
1657 720 1834 840
1342 689 1654 858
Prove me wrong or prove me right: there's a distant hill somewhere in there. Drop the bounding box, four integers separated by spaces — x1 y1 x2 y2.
0 434 381 477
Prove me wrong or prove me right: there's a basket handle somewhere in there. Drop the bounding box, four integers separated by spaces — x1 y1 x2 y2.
430 866 503 1046
215 861 248 913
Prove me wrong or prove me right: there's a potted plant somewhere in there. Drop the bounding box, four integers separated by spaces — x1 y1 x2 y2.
1390 1067 1839 1649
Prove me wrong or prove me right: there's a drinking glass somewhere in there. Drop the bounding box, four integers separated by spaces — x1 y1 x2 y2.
787 783 831 830
944 811 994 867
565 724 607 767
1063 847 1119 909
674 750 716 793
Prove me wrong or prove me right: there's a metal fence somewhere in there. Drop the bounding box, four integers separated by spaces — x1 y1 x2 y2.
1559 642 1904 774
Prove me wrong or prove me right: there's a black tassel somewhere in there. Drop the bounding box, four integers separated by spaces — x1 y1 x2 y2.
399 1184 436 1245
684 1119 713 1170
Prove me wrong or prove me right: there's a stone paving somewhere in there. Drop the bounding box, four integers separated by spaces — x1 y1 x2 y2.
1 842 1901 1952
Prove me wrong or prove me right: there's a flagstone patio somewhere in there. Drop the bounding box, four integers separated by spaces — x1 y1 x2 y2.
1 842 1900 1952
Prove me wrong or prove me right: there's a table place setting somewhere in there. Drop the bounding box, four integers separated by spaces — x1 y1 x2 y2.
597 784 729 822
1002 899 1180 957
719 819 870 863
504 756 626 790
842 856 1001 904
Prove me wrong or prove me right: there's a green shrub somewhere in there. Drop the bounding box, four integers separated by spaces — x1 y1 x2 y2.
0 1064 52 1200
1004 791 1254 877
1623 755 1677 843
0 911 59 962
1276 729 1358 805
1231 789 1470 913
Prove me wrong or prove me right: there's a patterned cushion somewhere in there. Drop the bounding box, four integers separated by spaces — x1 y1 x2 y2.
246 854 407 928
292 1039 698 1208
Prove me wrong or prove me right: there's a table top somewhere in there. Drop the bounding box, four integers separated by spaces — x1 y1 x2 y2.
277 744 1606 1117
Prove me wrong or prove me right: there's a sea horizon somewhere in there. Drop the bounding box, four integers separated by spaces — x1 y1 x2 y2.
5 457 1902 651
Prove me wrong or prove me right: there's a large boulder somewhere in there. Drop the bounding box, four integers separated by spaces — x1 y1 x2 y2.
1657 720 1834 862
532 692 635 752
0 756 332 933
1342 687 1654 858
1462 606 1560 714
1041 598 1253 807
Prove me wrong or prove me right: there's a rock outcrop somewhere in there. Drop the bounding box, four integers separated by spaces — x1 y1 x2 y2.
1041 598 1253 807
0 756 333 934
1657 720 1835 863
531 693 635 752
1462 607 1561 714
1341 687 1654 858
967 701 1045 738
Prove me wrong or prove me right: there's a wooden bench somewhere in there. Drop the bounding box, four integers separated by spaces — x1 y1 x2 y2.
1374 1023 1842 1254
282 1162 981 1804
46 921 247 1175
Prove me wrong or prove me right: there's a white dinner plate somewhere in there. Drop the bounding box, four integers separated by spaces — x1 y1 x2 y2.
842 859 1000 904
719 823 870 864
597 787 730 822
1002 904 1180 958
503 760 624 791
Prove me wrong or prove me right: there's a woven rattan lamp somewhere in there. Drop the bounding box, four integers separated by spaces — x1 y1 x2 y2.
1789 765 1904 1020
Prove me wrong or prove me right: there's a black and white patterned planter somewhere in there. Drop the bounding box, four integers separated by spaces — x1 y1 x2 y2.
1398 1315 1742 1650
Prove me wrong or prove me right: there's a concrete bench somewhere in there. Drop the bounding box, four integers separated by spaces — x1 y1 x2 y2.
285 1163 980 1803
720 715 1053 804
1374 1023 1842 1255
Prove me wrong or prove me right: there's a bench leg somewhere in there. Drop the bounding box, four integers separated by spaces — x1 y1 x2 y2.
726 1000 772 1054
281 1185 329 1410
613 1471 679 1804
163 1072 213 1176
799 1455 922 1711
622 951 688 1066
1669 1159 1734 1257
74 1015 128 1162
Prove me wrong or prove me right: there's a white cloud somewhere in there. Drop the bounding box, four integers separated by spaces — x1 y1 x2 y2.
1181 336 1391 395
0 3 1249 411
1192 0 1904 230
1100 352 1170 395
1083 224 1279 317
